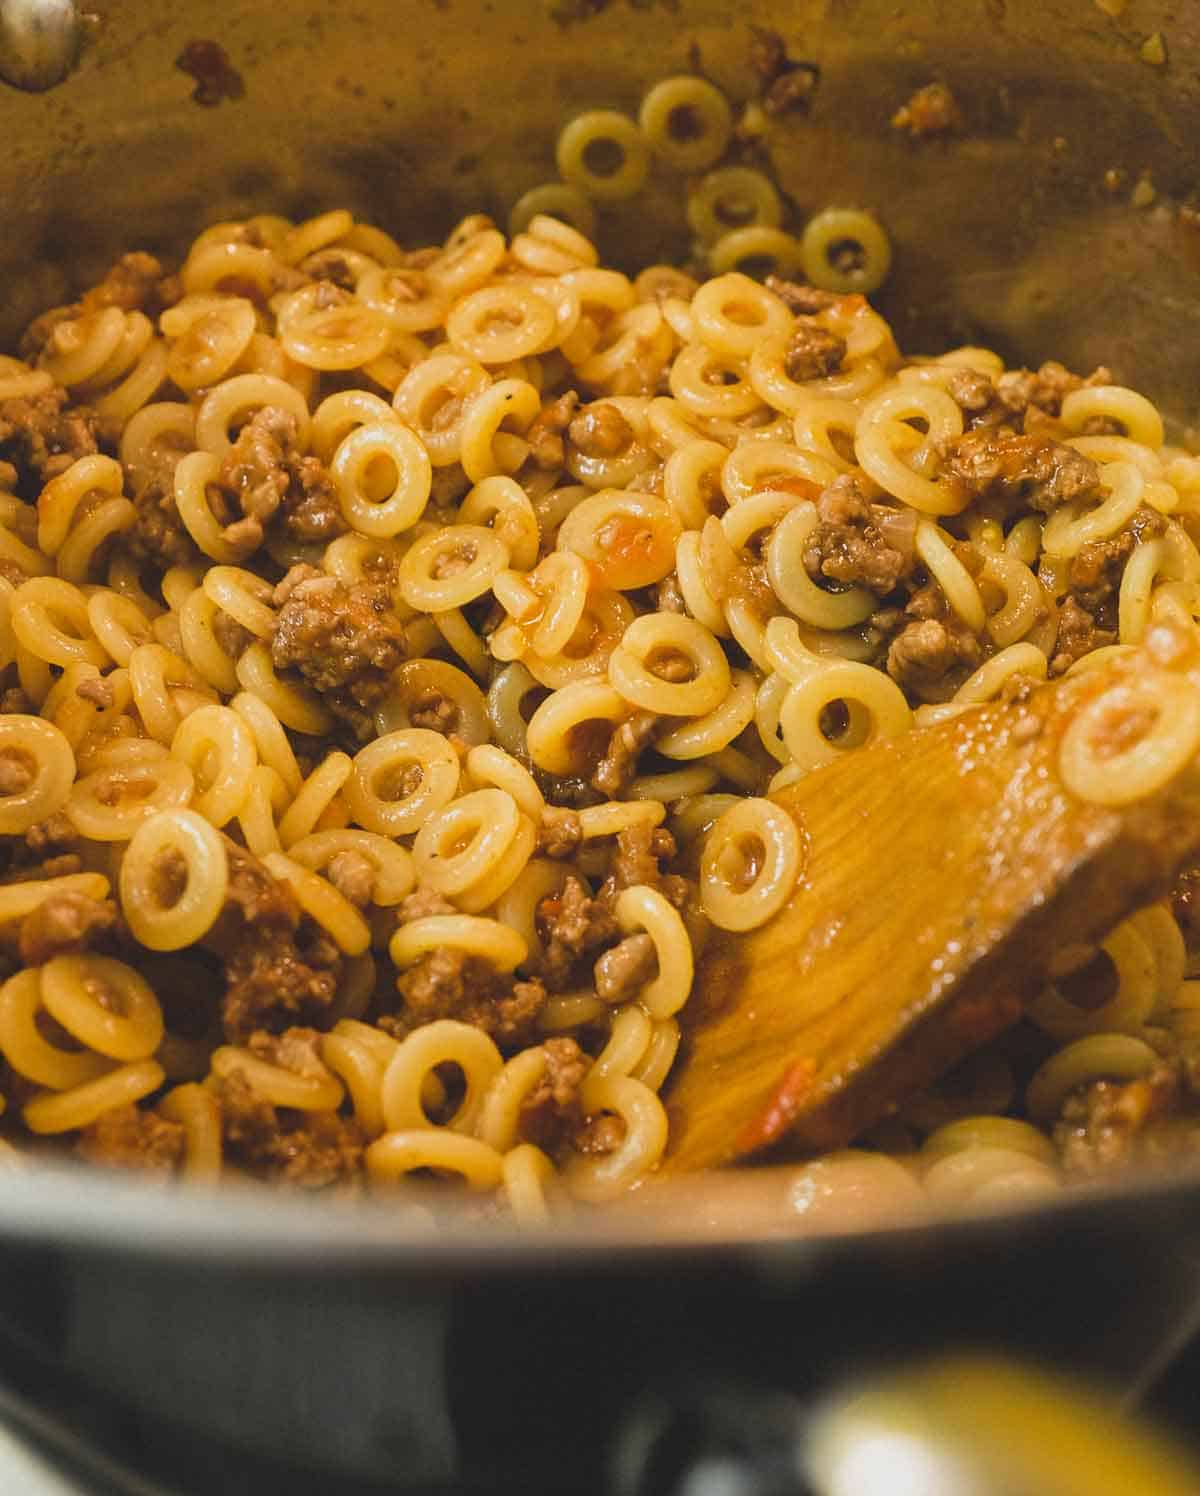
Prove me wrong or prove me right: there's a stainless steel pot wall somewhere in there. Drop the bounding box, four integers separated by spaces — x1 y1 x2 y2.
2 0 1200 419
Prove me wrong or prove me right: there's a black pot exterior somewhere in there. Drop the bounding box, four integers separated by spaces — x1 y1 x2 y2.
2 1182 1198 1492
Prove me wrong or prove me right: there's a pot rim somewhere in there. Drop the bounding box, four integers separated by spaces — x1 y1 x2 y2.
2 1152 1197 1268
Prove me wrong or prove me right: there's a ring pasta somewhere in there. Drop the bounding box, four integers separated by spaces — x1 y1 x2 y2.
556 111 650 202
0 163 1193 1225
639 76 733 172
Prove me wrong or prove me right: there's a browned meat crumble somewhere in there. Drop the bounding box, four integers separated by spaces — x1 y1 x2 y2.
77 1105 185 1174
803 474 919 595
941 429 1101 514
0 386 99 494
271 572 410 728
891 82 962 138
209 839 342 1042
517 1037 589 1151
18 890 119 966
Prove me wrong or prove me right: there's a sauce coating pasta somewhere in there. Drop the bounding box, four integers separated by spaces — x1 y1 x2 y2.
2 182 1200 1226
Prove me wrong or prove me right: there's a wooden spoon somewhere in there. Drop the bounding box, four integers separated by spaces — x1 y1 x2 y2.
664 643 1200 1172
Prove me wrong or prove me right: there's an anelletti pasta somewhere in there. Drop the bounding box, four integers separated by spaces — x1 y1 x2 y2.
2 73 1200 1228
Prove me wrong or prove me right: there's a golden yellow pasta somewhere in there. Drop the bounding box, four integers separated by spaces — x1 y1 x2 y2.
0 141 1194 1227
638 75 733 172
556 110 650 202
687 165 783 245
120 808 230 950
800 207 893 294
509 187 597 241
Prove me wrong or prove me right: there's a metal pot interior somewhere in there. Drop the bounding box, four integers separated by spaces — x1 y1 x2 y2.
4 0 1200 418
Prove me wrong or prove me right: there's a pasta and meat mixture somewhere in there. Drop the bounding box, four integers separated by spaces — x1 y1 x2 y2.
2 197 1200 1225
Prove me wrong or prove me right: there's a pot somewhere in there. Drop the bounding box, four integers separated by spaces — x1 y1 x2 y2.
2 2 1200 1490
5 0 1200 418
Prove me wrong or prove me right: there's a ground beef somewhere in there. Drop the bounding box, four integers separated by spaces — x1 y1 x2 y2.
17 255 176 372
282 450 352 542
784 320 847 382
650 653 694 683
0 385 99 495
128 476 198 568
610 824 675 893
598 825 694 920
423 478 467 528
76 1104 184 1175
891 81 961 137
216 407 347 548
175 39 246 109
209 838 341 1041
941 428 1101 514
246 1025 330 1078
0 816 84 885
120 379 206 565
18 890 119 966
80 253 178 319
24 813 77 854
1054 1059 1200 1176
536 875 620 992
594 932 658 1002
216 409 292 539
762 66 820 115
75 675 116 708
748 26 820 114
569 402 635 459
394 949 546 1049
408 692 460 735
591 711 660 797
802 474 919 595
0 749 33 797
325 849 376 907
1065 507 1166 621
537 806 583 859
212 608 253 663
886 616 983 703
221 932 340 1043
215 1068 364 1190
271 562 321 605
271 574 409 722
517 1037 589 1151
994 361 1112 426
1049 596 1112 675
527 391 580 471
395 888 459 922
765 275 844 315
218 837 297 931
573 1114 624 1155
944 368 1011 430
